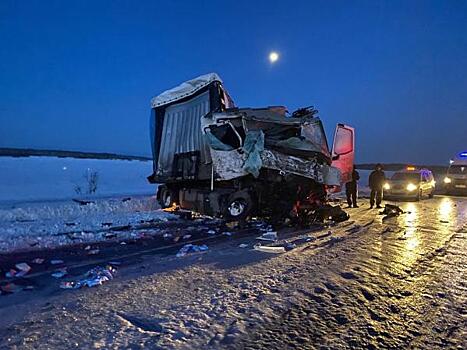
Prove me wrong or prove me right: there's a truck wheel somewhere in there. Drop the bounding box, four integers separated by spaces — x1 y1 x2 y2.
428 190 434 199
224 191 253 221
157 186 173 209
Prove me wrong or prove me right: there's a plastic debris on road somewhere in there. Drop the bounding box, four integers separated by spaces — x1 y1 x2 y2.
52 268 67 279
256 231 277 241
50 259 64 265
5 269 17 278
254 244 286 254
380 204 404 221
238 243 249 248
15 263 32 276
59 265 116 289
176 244 209 257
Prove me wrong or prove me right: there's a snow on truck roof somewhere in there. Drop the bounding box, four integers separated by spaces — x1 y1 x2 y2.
151 73 222 108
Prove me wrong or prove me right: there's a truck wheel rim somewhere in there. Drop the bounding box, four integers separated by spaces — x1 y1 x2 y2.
163 193 172 207
228 200 246 217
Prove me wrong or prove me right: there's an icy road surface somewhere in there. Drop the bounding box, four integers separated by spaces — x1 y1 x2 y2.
0 196 466 349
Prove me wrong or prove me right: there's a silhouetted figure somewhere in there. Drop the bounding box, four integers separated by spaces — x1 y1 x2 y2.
369 163 385 208
345 166 360 208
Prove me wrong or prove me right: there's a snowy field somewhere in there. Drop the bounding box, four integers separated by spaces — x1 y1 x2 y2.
0 156 172 252
0 156 155 203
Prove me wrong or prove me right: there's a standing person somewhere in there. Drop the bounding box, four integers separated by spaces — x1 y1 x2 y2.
345 166 360 208
369 163 385 209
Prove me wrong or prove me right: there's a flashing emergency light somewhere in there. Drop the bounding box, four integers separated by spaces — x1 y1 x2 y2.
460 151 467 158
406 166 416 171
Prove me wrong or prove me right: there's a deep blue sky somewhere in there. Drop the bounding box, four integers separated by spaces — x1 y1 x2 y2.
1 0 466 164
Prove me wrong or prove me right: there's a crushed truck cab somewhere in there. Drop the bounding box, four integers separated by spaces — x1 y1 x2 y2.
148 73 354 222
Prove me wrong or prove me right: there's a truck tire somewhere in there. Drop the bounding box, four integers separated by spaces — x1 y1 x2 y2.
224 191 254 221
157 185 173 209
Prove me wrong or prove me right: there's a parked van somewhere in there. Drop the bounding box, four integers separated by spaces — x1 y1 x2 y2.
444 152 467 195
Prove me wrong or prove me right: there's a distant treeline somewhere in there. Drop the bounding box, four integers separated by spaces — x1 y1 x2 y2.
0 148 152 161
356 163 448 174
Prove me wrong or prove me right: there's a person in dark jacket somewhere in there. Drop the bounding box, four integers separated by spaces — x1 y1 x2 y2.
345 166 360 208
369 163 386 208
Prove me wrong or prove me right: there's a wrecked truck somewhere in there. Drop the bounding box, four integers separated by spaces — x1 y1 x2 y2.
148 73 354 222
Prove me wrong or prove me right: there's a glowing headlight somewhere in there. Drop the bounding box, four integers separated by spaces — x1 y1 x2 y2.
443 177 452 184
383 183 390 190
406 183 418 192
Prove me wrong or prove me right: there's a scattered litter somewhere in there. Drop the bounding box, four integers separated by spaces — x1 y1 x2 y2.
52 269 67 279
84 245 91 250
50 259 64 265
163 233 172 239
176 244 209 257
120 241 127 245
182 234 192 240
5 269 16 278
256 231 277 241
32 258 45 264
87 249 100 255
0 283 19 295
104 232 117 239
305 236 316 242
208 230 216 235
380 204 404 221
238 243 249 248
223 231 233 236
284 242 296 251
254 244 286 254
15 263 31 273
59 265 116 289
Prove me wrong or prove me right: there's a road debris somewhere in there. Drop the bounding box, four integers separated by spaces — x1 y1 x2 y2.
380 204 404 221
176 244 209 257
50 259 64 265
238 243 249 248
52 268 67 279
5 269 17 278
60 265 116 289
15 263 32 276
256 231 278 241
32 258 45 264
254 244 286 254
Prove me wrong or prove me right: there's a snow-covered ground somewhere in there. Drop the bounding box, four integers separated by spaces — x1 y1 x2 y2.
0 156 171 252
0 156 155 203
0 196 175 252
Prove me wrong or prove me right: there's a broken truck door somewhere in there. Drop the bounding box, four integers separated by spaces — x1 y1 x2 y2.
331 124 355 185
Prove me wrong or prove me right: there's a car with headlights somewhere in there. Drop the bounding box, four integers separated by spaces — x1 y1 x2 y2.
383 167 435 201
444 152 467 195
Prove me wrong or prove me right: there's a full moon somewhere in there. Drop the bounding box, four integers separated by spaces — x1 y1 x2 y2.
269 51 279 63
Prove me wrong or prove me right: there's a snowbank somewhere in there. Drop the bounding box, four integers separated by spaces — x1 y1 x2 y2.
0 156 156 203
